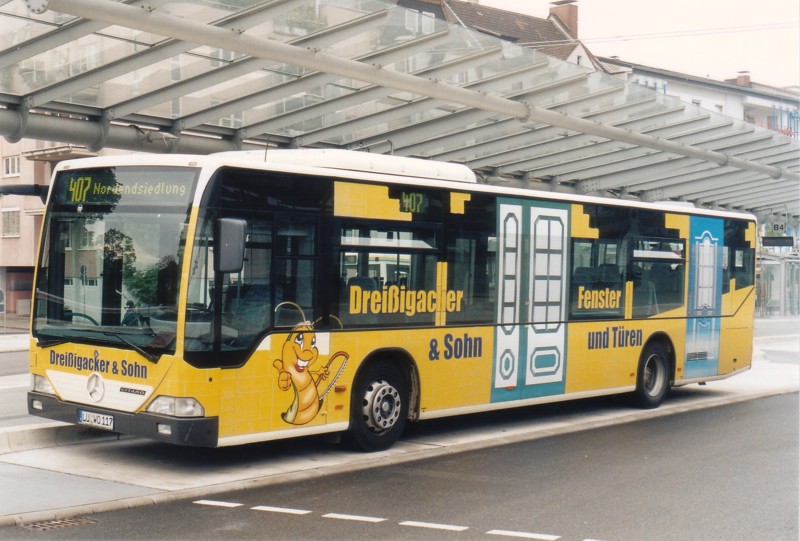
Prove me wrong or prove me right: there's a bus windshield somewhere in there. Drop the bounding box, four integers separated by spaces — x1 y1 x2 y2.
32 166 198 359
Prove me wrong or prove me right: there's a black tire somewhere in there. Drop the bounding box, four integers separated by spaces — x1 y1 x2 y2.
348 360 409 452
634 341 670 409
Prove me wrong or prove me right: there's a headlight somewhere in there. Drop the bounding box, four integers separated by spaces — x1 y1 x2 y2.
32 374 55 395
146 396 205 417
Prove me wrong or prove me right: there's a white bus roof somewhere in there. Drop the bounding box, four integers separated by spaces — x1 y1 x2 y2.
212 149 477 184
53 151 755 222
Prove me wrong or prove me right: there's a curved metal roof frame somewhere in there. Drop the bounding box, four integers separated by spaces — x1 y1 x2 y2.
2 0 798 219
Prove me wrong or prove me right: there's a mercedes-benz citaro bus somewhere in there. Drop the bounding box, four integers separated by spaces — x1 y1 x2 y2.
26 149 756 451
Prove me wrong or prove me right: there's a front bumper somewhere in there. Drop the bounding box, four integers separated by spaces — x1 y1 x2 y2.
28 392 219 447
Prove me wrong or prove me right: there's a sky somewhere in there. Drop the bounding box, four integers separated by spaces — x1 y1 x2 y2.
479 0 799 88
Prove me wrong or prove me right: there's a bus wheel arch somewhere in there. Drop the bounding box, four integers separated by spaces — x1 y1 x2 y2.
634 334 674 409
347 349 417 451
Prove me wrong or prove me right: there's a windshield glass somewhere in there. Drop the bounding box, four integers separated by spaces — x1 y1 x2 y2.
33 166 198 359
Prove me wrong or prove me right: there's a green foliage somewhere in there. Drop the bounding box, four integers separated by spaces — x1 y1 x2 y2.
123 264 158 305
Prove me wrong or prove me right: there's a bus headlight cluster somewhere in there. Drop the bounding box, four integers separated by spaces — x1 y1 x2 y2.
32 374 55 395
146 396 205 417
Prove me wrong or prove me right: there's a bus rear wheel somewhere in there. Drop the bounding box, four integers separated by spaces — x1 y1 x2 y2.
635 341 670 409
348 361 408 452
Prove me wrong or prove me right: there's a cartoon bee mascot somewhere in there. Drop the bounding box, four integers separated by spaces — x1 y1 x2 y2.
272 303 348 425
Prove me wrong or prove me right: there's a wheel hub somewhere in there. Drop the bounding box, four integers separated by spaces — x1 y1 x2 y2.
644 354 665 396
362 379 401 432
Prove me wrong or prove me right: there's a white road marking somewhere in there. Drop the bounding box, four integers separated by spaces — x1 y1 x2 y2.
487 529 560 540
322 512 386 523
251 505 312 515
399 520 469 531
193 500 242 508
192 501 587 540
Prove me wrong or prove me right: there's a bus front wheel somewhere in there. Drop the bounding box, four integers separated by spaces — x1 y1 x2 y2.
635 341 670 409
348 361 408 452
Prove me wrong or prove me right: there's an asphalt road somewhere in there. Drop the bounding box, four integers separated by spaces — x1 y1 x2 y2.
2 393 796 541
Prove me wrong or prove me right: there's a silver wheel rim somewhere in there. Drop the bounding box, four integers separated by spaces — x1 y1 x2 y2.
361 379 401 433
643 353 665 397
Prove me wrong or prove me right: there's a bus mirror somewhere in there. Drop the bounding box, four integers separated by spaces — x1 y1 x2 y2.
217 218 246 273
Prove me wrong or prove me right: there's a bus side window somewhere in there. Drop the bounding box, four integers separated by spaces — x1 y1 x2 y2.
596 263 621 287
446 194 496 325
724 219 755 291
347 275 378 291
733 248 754 288
220 218 273 340
630 239 686 316
275 218 316 318
569 239 625 319
631 263 658 317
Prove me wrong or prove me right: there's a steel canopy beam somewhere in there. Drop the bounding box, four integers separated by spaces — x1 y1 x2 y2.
644 155 799 201
595 141 790 196
651 167 794 206
435 97 681 168
714 181 800 205
636 145 798 196
292 63 539 147
503 118 731 178
0 0 171 70
0 108 261 154
698 180 794 204
572 129 777 188
391 74 603 157
729 190 800 209
22 0 297 109
248 46 513 140
180 20 442 131
107 0 330 122
26 0 798 185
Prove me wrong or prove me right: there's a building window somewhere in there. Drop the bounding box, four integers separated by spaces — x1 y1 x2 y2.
80 228 94 248
3 155 20 177
2 209 20 237
405 10 435 33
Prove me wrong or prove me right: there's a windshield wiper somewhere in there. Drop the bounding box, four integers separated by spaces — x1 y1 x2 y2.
103 331 160 364
36 337 69 348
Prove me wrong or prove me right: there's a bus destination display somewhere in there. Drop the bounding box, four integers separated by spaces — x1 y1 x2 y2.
54 167 197 207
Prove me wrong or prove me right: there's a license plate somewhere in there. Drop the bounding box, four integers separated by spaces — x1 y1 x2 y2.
77 410 115 431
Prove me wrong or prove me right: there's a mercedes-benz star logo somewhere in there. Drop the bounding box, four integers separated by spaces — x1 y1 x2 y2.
87 372 105 403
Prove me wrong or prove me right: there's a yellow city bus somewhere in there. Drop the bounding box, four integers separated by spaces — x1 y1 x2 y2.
26 149 756 450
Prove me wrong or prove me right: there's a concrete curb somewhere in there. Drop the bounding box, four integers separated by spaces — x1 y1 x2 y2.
0 422 125 456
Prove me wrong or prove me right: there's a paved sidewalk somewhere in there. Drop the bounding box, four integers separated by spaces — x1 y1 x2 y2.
0 333 27 353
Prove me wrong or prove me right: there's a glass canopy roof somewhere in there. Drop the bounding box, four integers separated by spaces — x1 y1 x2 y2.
1 0 797 218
